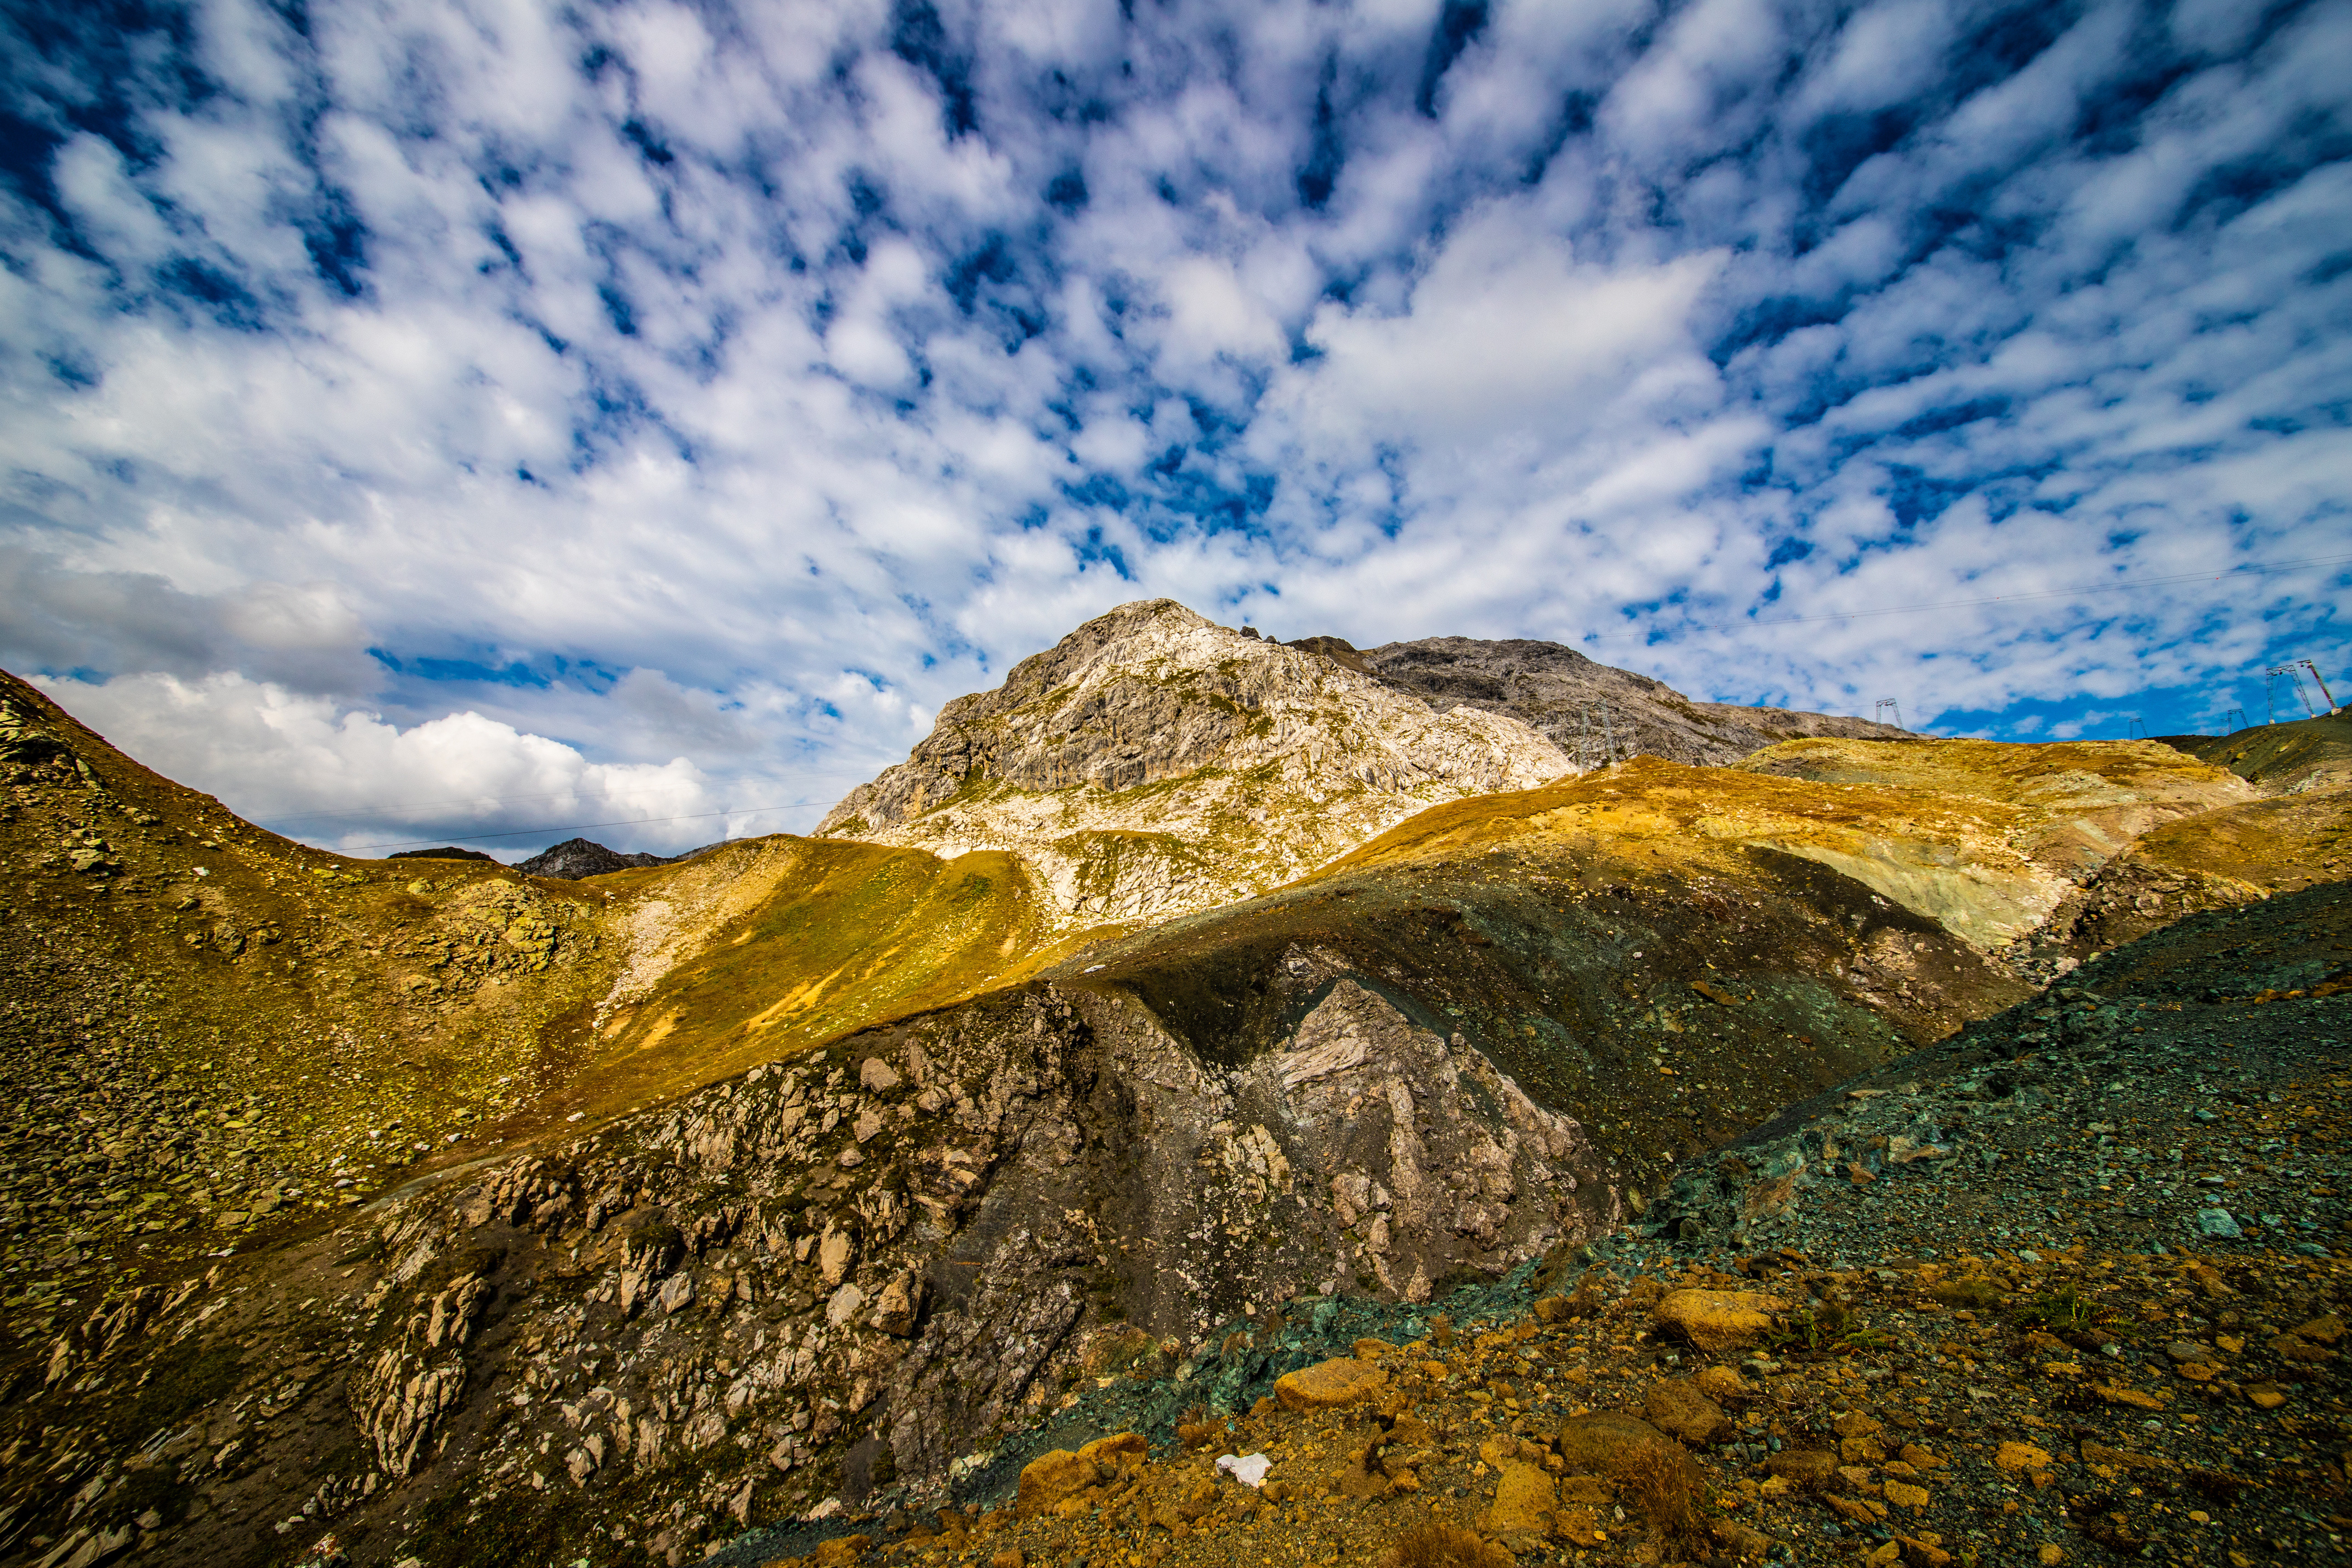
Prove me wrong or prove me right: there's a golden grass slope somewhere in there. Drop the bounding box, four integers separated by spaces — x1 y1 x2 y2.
0 670 1078 1315
1326 737 2258 952
568 834 1091 1125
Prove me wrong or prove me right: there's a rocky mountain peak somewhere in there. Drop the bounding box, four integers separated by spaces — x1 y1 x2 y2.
1355 634 1910 767
819 600 1572 926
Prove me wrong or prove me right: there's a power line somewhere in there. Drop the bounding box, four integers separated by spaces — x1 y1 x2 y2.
1583 552 2352 643
339 800 834 853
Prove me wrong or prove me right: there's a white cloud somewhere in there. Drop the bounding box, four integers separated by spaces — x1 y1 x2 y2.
34 670 726 857
0 0 2343 844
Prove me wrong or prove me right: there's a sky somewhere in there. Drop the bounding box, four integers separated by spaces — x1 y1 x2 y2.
2 0 2347 860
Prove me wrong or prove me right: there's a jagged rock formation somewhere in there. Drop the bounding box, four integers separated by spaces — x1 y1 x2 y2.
519 836 674 879
818 601 1573 927
1328 634 1907 768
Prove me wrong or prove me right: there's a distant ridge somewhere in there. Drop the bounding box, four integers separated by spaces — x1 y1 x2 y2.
517 835 675 879
1303 633 1909 766
387 844 496 863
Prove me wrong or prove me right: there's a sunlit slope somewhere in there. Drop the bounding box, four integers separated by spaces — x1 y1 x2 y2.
566 834 1088 1121
1039 737 2278 1212
0 670 628 1307
0 671 1089 1316
1047 771 2030 1224
1335 740 2254 951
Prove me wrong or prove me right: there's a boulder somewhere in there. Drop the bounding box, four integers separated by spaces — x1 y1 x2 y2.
1644 1377 1734 1444
1763 1449 1840 1490
1554 1412 1679 1478
1274 1356 1389 1411
1016 1433 1145 1518
1652 1288 1787 1352
1479 1459 1556 1545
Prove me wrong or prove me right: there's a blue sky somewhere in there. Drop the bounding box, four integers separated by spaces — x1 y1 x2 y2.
2 0 2346 856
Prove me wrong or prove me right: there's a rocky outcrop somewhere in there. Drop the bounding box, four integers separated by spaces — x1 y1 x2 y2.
819 601 1572 927
519 836 674 879
299 965 1614 1559
1329 634 1907 768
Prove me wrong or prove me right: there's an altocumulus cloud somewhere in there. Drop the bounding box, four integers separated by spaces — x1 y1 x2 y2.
1 0 2346 855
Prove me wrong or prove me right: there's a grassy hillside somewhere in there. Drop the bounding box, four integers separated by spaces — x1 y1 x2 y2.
0 672 1088 1334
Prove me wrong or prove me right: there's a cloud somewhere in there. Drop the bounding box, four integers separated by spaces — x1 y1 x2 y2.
0 0 2343 852
34 670 731 857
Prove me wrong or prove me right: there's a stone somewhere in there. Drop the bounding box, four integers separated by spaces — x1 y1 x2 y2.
1556 1505 1606 1546
871 1274 919 1337
1995 1442 2052 1473
2037 1548 2064 1566
1693 1364 1750 1400
1643 1378 1733 1444
1841 1434 1888 1464
1883 1479 1931 1510
2243 1383 2288 1410
2194 1209 2243 1239
1480 1458 1555 1542
1764 1449 1840 1489
990 1552 1024 1568
859 1058 903 1092
1273 1357 1389 1411
825 1284 865 1327
812 1536 871 1566
1017 1451 1097 1519
2092 1382 2165 1411
818 1223 857 1285
1652 1288 1786 1352
2291 1313 2345 1345
1555 1413 1680 1477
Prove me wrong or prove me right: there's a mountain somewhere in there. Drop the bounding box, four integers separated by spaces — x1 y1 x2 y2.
817 600 1573 928
516 836 678 879
0 610 2344 1568
1309 633 1909 766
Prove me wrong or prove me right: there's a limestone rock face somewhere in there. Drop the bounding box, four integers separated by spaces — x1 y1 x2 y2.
819 601 1572 927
